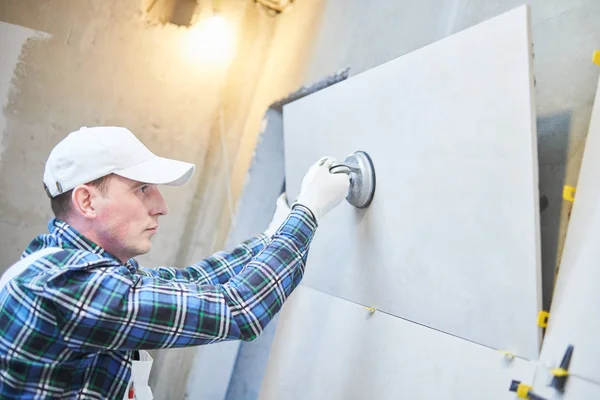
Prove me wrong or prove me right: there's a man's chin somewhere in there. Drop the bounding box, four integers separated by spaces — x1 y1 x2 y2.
141 243 153 254
133 241 153 257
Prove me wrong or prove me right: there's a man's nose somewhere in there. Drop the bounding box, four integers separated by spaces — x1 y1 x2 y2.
151 188 169 216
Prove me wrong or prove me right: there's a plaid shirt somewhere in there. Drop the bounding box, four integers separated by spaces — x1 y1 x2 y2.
0 204 316 399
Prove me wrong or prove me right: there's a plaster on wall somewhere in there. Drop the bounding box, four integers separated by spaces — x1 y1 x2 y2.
0 21 49 165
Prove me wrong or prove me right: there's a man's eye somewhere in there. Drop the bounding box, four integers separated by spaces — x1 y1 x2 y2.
140 185 149 193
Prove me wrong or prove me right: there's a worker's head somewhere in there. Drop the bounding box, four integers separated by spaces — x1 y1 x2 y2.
43 126 195 262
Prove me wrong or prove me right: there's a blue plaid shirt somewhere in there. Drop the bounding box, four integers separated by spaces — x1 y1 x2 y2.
0 204 316 399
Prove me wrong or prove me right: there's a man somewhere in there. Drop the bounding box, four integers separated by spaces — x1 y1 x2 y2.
0 126 349 399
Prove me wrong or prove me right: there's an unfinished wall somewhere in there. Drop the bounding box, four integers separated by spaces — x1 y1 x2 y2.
184 1 329 398
211 0 327 254
0 0 226 271
0 22 47 165
0 1 283 399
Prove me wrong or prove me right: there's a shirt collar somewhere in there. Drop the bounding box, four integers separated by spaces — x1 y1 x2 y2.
47 218 123 263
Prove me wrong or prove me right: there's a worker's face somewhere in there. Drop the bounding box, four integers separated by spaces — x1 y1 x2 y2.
91 175 168 262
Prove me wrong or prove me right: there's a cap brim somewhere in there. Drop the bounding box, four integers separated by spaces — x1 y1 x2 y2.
115 156 195 186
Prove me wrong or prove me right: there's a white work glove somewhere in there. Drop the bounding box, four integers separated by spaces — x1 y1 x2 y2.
295 156 350 223
264 193 291 237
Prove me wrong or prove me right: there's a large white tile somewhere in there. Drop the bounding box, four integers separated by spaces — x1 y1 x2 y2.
283 6 541 359
537 78 600 383
259 285 536 400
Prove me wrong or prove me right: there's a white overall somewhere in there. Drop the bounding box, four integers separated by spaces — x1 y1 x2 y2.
0 249 154 400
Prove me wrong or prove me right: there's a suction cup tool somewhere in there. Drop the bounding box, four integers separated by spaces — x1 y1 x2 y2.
329 151 376 209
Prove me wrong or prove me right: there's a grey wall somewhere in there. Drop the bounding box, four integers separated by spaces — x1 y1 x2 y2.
224 0 600 398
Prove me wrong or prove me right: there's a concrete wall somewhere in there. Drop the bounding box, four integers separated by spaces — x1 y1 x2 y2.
0 0 225 270
0 0 328 397
0 22 47 164
0 1 291 398
184 2 330 398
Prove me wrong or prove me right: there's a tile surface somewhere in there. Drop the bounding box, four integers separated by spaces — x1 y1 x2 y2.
259 286 536 400
283 6 542 359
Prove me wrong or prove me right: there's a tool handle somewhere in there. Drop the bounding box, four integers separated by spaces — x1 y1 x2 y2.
329 163 359 175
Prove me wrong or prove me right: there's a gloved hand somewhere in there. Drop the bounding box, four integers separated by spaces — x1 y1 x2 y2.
295 156 350 223
264 193 291 237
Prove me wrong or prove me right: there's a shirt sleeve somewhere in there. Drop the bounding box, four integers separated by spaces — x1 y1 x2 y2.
135 233 270 286
42 204 317 351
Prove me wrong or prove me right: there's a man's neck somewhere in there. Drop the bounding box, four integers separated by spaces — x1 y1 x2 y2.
62 217 128 263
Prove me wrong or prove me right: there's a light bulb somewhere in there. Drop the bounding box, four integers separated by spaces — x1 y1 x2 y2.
183 14 235 66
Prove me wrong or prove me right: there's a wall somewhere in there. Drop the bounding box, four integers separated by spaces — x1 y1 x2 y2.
1 0 330 397
224 0 600 397
185 1 330 397
0 0 225 271
214 0 327 252
1 0 598 398
0 1 283 398
0 22 47 165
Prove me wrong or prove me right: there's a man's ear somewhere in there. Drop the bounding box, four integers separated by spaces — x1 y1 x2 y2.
71 185 98 219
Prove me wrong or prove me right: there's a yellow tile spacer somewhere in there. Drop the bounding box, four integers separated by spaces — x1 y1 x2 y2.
563 185 576 202
498 350 516 360
537 311 550 328
365 306 376 315
551 367 569 378
593 50 600 66
517 383 532 399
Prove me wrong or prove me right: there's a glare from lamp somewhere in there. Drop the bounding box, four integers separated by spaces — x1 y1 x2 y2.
183 14 235 66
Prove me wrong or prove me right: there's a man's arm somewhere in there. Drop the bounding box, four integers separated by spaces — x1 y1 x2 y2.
136 194 292 286
135 233 269 286
42 205 316 351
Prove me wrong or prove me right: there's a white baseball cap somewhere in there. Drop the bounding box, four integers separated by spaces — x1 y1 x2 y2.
43 126 196 197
